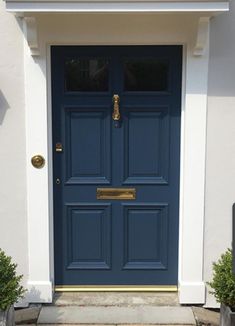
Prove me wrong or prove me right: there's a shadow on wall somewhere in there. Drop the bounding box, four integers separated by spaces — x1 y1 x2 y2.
208 3 235 97
24 286 50 304
0 90 10 124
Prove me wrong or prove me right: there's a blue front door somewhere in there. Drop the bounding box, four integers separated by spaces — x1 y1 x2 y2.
52 46 182 286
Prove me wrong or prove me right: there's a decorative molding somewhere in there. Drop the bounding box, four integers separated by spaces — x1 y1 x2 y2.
6 1 229 13
194 17 210 56
23 16 39 56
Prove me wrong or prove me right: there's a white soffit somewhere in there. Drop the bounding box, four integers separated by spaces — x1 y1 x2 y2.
5 1 229 13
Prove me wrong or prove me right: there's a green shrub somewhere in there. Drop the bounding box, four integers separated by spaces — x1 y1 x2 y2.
0 249 26 311
208 248 235 308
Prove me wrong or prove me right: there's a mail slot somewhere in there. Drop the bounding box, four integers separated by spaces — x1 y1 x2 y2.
97 188 136 200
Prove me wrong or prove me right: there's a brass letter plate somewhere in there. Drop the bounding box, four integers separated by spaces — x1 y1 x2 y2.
97 188 136 200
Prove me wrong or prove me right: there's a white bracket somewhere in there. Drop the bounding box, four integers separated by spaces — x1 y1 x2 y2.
23 16 40 56
193 17 210 56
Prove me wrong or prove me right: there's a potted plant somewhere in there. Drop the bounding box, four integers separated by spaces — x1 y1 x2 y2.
208 248 235 326
0 249 26 326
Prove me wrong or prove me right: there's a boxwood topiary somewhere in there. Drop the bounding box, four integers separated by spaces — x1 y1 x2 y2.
0 248 26 311
208 248 235 309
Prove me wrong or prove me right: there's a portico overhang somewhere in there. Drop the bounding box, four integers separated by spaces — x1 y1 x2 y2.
5 0 229 13
3 0 229 57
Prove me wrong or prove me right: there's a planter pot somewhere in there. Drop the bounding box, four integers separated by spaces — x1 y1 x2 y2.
220 303 235 326
0 306 15 326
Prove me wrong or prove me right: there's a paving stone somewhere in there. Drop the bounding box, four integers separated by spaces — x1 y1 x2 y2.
40 324 115 326
15 305 41 324
16 324 36 326
192 307 220 326
38 306 196 324
53 292 179 307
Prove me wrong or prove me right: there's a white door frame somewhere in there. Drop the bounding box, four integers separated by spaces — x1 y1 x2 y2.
22 13 210 304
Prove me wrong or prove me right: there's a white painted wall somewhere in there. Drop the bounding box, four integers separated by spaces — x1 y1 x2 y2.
0 1 28 295
1 0 234 307
204 1 235 307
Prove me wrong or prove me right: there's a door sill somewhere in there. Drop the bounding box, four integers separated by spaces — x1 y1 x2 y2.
55 285 178 292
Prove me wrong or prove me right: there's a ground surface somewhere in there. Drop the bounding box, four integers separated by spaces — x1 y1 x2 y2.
15 293 220 326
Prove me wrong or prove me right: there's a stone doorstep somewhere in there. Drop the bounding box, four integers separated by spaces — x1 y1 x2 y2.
37 306 196 325
15 304 220 326
53 293 179 307
18 324 194 326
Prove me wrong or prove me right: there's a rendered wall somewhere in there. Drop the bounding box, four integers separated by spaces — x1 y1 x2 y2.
0 0 231 306
0 1 28 294
204 1 235 307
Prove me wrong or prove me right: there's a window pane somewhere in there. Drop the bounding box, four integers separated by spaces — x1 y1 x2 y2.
124 58 169 92
65 58 109 92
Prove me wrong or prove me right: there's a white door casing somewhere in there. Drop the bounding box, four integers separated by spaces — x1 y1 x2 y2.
21 11 210 304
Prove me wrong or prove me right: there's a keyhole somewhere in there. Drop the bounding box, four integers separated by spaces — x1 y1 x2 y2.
56 178 61 185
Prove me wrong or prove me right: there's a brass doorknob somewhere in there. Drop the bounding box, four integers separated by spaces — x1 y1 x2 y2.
31 155 45 169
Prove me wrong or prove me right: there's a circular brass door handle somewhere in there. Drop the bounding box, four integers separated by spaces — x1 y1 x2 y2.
31 155 45 169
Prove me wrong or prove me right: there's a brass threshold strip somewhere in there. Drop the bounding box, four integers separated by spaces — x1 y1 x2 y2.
55 285 178 292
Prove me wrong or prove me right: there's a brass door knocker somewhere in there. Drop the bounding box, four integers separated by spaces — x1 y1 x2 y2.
112 94 120 121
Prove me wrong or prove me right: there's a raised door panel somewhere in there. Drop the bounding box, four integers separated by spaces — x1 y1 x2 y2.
65 107 111 184
66 204 111 270
122 204 168 270
123 107 169 184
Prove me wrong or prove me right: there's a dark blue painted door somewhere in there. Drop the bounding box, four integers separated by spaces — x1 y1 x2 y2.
52 46 182 286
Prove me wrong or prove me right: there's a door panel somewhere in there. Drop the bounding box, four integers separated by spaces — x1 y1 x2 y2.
123 107 169 184
66 204 111 270
65 107 111 184
52 46 182 286
123 204 168 270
